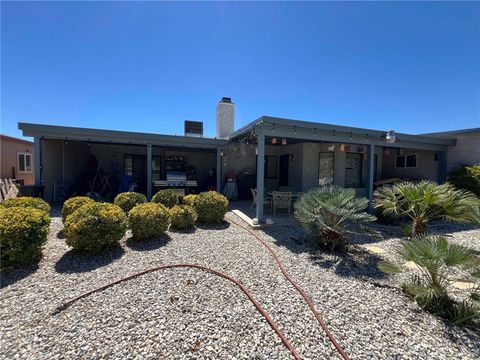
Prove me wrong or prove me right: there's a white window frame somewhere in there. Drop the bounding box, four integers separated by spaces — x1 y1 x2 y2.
18 152 33 173
395 153 418 169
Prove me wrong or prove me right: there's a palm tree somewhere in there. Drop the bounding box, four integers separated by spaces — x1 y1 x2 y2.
294 185 379 251
378 234 480 325
374 181 480 237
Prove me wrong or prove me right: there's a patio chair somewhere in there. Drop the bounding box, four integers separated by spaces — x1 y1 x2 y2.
272 191 292 216
251 188 272 209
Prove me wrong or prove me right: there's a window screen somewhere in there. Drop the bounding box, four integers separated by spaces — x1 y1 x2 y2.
406 154 417 167
18 153 32 172
395 154 417 168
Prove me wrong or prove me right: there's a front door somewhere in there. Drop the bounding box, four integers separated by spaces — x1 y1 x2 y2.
279 154 289 187
345 153 363 188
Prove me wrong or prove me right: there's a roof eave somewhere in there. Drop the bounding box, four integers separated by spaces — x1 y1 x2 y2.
18 122 228 149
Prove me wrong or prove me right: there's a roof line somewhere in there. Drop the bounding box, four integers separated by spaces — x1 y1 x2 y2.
229 115 456 146
18 122 228 149
0 134 33 145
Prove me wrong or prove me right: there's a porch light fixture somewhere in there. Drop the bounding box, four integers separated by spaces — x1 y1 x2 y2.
294 126 297 134
385 130 397 144
281 138 287 145
314 128 318 135
272 123 276 133
349 132 353 139
271 137 277 145
333 130 336 137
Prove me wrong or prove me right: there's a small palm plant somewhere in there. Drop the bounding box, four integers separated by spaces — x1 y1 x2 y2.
379 234 480 325
294 186 379 251
374 181 480 237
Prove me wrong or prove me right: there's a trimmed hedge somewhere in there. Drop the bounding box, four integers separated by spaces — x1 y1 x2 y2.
0 196 50 214
182 194 198 206
170 205 197 230
152 189 178 208
448 165 480 197
64 202 127 253
62 196 96 223
114 192 147 213
194 191 229 223
129 203 171 240
0 207 50 268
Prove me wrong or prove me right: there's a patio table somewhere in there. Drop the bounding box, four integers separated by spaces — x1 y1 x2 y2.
266 191 303 198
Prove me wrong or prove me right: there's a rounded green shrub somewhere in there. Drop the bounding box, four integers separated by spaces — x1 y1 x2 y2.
448 165 480 197
114 192 147 213
182 194 198 206
0 207 51 268
0 196 50 214
64 202 127 253
194 191 229 223
62 196 96 223
152 189 178 208
128 203 171 240
170 205 197 230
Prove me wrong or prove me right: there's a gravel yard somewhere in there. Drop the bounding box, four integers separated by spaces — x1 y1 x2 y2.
1 209 479 359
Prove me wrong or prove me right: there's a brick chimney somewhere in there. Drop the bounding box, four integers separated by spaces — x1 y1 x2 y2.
216 97 234 139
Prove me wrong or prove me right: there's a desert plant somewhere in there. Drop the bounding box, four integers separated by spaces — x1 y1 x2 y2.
294 186 379 251
114 192 147 213
374 181 480 237
64 202 127 252
0 196 50 214
170 205 197 230
152 189 178 208
0 207 51 268
378 234 480 325
62 196 96 223
128 203 171 240
194 191 228 223
448 165 480 197
182 194 198 206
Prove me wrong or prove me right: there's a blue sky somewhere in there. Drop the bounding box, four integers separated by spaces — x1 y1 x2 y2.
2 1 479 140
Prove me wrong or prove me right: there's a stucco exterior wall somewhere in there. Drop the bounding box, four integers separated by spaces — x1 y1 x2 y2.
223 141 385 195
381 149 439 181
446 133 480 171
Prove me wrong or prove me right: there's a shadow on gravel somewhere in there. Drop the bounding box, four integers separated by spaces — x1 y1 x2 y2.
126 235 171 251
310 247 387 280
442 322 480 358
0 263 39 288
168 227 197 235
195 222 231 231
262 225 387 280
54 246 125 274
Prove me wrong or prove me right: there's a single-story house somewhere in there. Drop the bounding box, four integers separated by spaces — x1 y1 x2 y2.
0 134 35 185
18 97 479 223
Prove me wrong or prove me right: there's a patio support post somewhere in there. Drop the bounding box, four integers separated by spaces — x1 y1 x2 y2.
146 143 152 200
216 148 221 192
437 151 448 183
34 136 42 187
367 143 375 213
256 129 265 223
